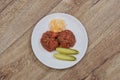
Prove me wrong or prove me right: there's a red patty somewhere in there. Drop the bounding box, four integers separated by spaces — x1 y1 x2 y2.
41 31 59 51
58 30 76 48
41 30 76 51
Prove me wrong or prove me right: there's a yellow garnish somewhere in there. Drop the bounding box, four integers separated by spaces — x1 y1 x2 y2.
49 19 66 32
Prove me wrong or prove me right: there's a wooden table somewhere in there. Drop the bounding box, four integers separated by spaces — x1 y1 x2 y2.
0 0 120 80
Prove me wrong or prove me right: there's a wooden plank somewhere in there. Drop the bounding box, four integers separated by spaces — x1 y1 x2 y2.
85 52 120 80
0 0 61 53
0 0 120 80
0 0 15 13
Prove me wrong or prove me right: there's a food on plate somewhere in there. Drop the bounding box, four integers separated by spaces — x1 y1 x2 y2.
41 31 59 51
58 30 76 48
56 47 78 55
41 19 76 53
41 30 76 51
49 19 66 32
54 47 78 61
53 53 76 61
40 19 78 61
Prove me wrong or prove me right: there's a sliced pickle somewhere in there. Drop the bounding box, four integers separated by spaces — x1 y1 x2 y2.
56 47 79 55
53 53 76 61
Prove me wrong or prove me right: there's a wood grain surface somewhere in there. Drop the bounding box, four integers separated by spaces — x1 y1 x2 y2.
0 0 120 80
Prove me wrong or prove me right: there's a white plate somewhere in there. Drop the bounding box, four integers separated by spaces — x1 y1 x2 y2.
31 13 88 69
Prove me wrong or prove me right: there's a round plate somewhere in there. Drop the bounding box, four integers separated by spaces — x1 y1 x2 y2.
31 13 88 69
